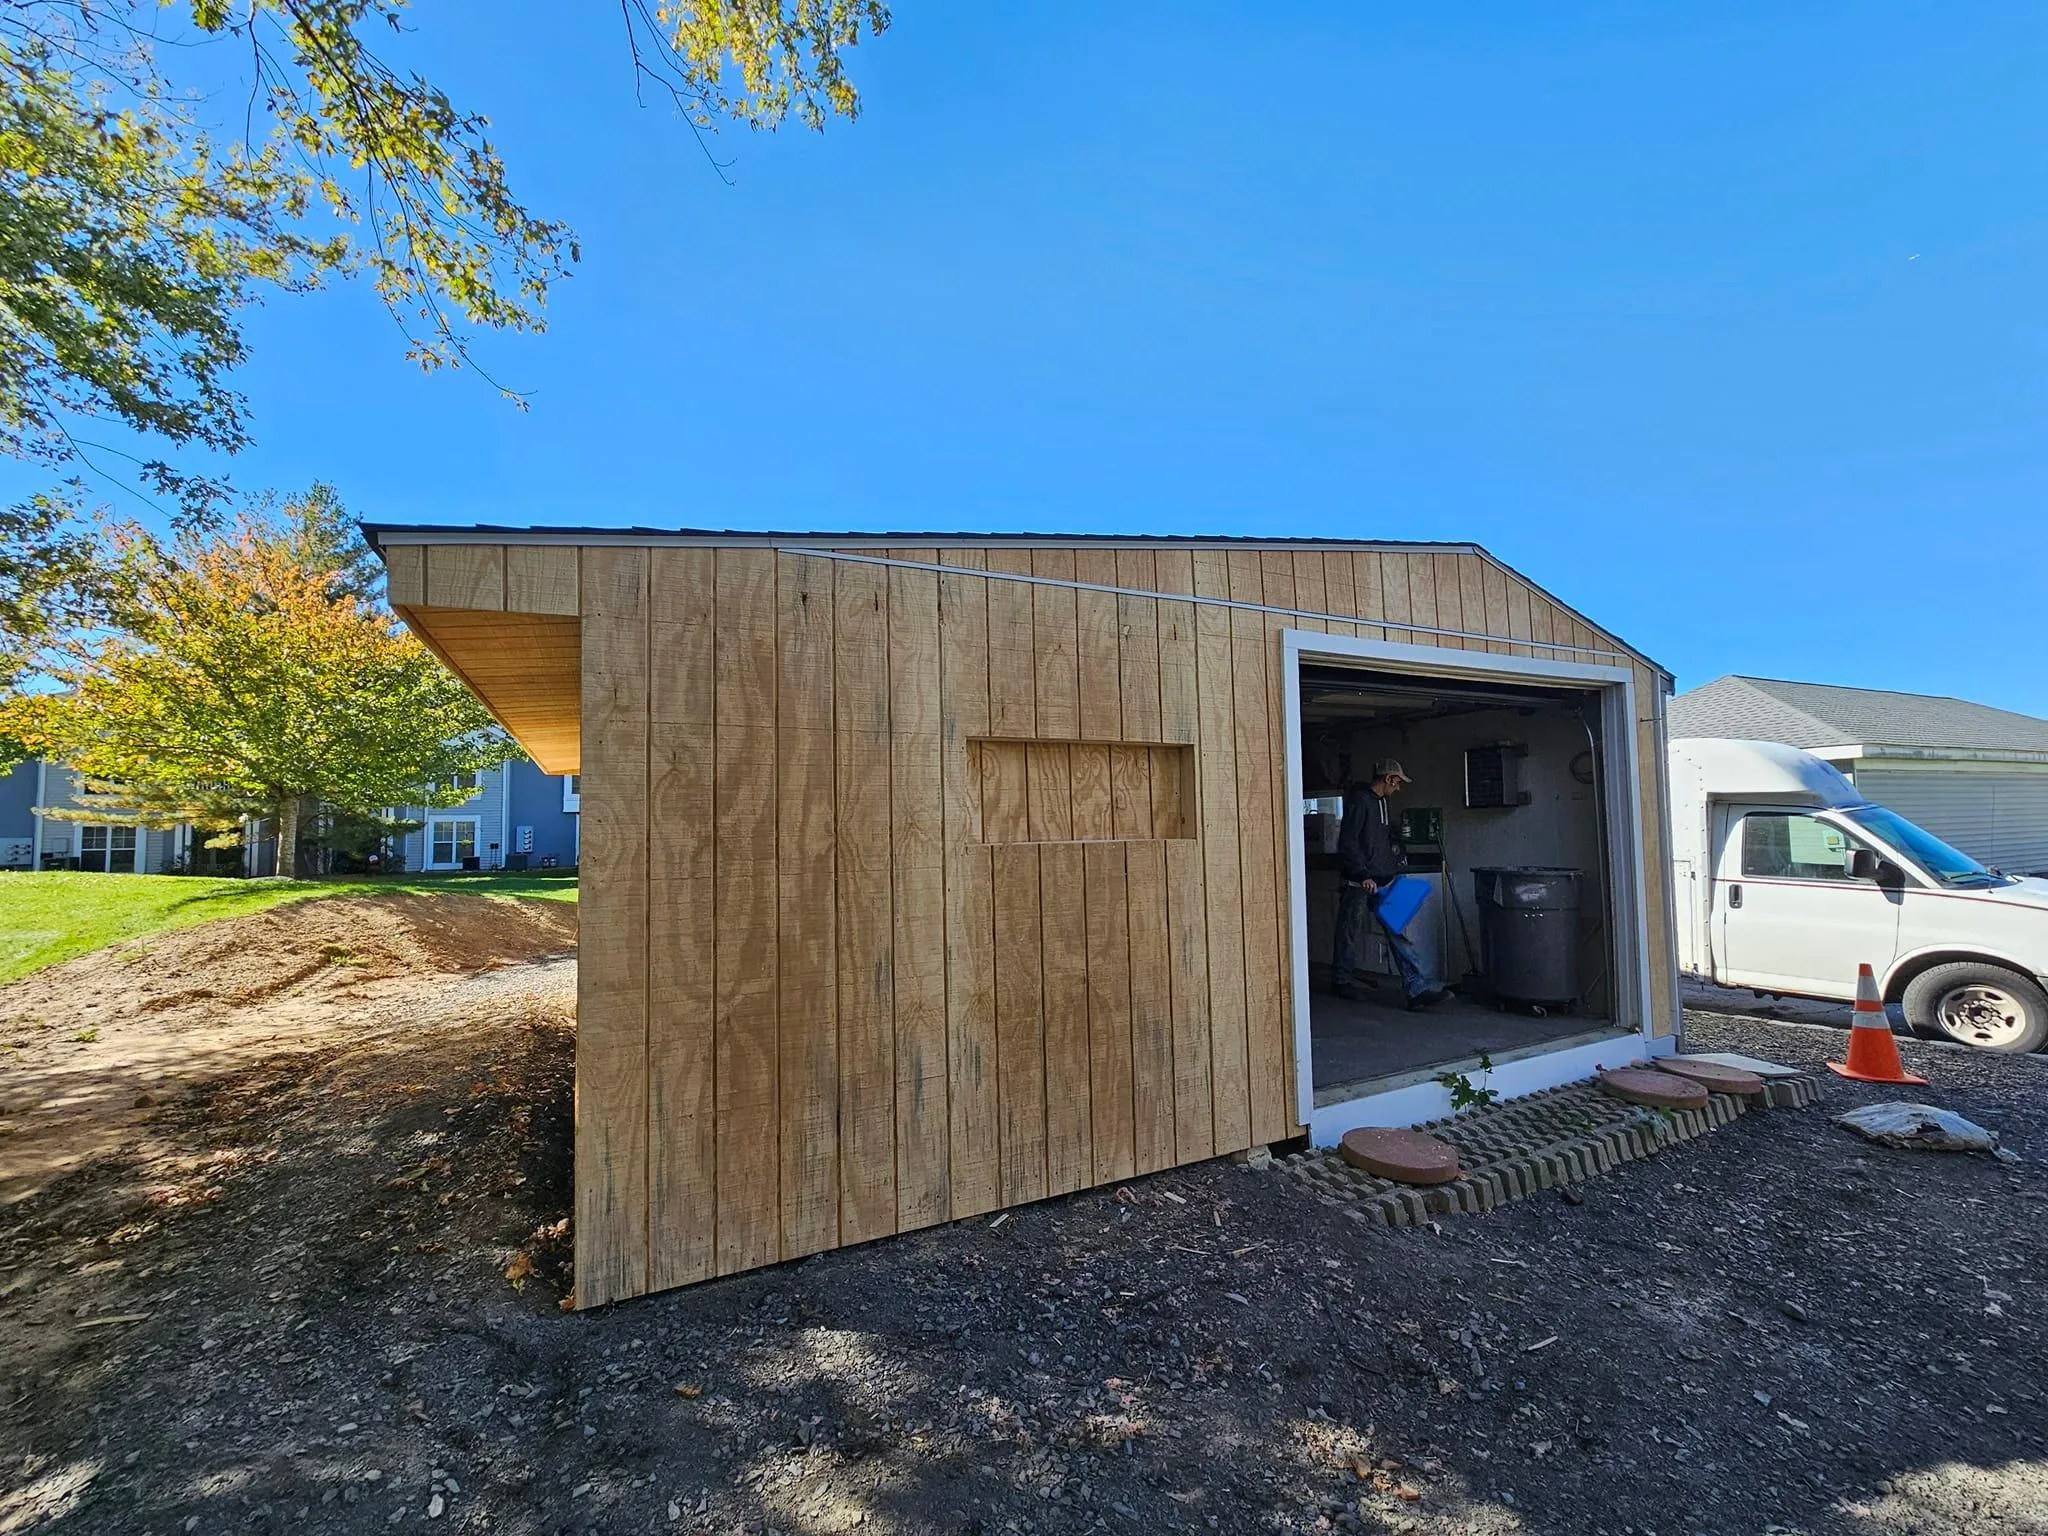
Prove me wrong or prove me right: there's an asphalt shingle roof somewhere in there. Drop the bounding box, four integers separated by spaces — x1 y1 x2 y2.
1669 676 2048 755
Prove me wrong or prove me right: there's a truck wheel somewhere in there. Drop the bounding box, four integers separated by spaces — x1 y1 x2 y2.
1902 963 2048 1054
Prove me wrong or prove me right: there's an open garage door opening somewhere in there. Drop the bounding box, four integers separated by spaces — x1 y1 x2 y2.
1284 633 1658 1136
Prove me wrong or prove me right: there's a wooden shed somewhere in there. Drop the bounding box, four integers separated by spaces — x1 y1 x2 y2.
369 529 1680 1308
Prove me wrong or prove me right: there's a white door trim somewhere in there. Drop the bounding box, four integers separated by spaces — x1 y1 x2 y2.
424 814 482 870
1281 629 1665 1143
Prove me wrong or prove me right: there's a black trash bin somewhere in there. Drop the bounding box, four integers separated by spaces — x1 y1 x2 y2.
1471 866 1581 1006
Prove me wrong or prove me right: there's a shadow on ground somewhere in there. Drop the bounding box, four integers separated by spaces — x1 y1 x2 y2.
3 1002 2047 1535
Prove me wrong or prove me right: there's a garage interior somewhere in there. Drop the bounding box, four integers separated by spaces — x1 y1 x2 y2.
1298 662 1630 1104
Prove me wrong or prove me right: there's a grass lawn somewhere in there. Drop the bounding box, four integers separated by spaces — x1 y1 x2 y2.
0 870 579 985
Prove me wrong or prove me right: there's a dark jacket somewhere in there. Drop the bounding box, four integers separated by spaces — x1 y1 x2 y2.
1336 785 1406 885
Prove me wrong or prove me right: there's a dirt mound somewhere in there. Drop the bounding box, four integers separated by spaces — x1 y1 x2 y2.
0 893 576 1034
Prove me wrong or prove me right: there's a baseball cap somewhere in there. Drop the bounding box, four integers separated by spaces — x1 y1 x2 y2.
1373 759 1412 784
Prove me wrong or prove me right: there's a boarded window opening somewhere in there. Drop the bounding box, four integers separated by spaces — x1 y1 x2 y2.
973 739 1194 844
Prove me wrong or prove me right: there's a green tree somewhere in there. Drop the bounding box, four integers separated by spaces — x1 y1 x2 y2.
4 488 514 877
0 1 888 666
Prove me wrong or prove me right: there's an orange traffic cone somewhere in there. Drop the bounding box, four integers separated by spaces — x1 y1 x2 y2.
1827 963 1927 1085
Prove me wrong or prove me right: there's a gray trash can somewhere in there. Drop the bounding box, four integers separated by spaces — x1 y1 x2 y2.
1472 866 1581 1006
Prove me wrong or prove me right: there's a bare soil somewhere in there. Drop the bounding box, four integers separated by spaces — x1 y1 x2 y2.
0 895 577 1206
4 926 2047 1535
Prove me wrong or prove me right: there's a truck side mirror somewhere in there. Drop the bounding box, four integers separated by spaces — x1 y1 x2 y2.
1846 848 1881 881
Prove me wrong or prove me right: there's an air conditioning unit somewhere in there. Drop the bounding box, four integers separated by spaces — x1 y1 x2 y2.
1464 743 1531 809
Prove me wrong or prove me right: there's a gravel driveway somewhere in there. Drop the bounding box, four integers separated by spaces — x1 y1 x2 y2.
3 994 2045 1536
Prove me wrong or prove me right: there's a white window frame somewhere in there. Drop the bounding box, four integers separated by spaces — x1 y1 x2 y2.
1281 629 1666 1144
78 823 139 874
439 771 483 798
562 774 580 812
424 814 482 871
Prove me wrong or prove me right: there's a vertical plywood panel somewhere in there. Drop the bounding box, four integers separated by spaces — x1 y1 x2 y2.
1353 552 1388 640
991 840 1048 1204
576 547 649 1306
1075 551 1134 1181
1031 552 1090 1196
887 551 950 1232
1192 551 1251 1152
1291 551 1328 629
1459 559 1487 655
714 550 780 1276
383 544 424 607
1526 590 1555 660
1116 551 1174 1173
1506 575 1534 658
1040 839 1092 1194
1380 550 1412 639
1322 551 1359 639
1405 553 1437 638
1262 555 1304 1140
778 554 839 1259
1231 553 1285 1147
427 544 506 611
984 552 1045 1207
835 558 896 1245
1481 561 1513 656
647 548 716 1292
1152 551 1214 1163
506 546 581 615
939 554 1000 1217
1432 553 1467 650
1083 839 1136 1181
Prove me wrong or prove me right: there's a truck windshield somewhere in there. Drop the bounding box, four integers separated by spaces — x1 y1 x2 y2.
1844 806 2008 888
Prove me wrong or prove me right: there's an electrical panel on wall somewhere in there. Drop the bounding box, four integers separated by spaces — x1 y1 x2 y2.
1464 742 1531 809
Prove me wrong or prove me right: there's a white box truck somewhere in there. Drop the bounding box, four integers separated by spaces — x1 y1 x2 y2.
1670 738 2048 1052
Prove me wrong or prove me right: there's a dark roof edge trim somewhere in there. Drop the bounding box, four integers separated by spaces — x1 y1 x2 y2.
359 522 1483 555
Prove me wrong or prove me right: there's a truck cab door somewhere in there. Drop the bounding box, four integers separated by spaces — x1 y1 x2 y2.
1714 808 1902 998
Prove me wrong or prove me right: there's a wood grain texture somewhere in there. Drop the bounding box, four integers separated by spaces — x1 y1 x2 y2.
1191 551 1251 1152
528 536 1682 1305
887 551 950 1231
777 554 839 1260
1040 840 1092 1195
1354 552 1387 640
834 557 896 1246
506 546 580 615
1432 553 1467 650
1152 550 1215 1163
426 544 505 611
383 544 424 607
713 550 780 1276
939 553 1001 1218
647 548 716 1292
1229 553 1285 1148
574 547 649 1306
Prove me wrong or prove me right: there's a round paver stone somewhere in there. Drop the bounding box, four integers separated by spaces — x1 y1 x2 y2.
1598 1067 1711 1110
1657 1057 1767 1098
1337 1127 1462 1185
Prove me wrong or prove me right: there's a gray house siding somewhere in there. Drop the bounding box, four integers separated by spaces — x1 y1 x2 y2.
1 760 37 868
1851 766 2048 876
392 756 577 872
4 760 183 872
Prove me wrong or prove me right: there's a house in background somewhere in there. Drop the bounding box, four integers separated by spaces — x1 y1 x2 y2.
0 759 196 873
387 755 580 872
1670 675 2048 874
5 753 578 876
241 755 582 875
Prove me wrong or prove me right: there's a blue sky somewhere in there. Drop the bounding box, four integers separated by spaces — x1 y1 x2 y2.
37 4 2048 711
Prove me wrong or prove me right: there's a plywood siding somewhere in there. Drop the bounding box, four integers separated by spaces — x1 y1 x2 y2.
387 539 1676 1304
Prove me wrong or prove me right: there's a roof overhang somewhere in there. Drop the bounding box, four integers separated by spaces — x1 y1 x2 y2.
402 607 580 774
